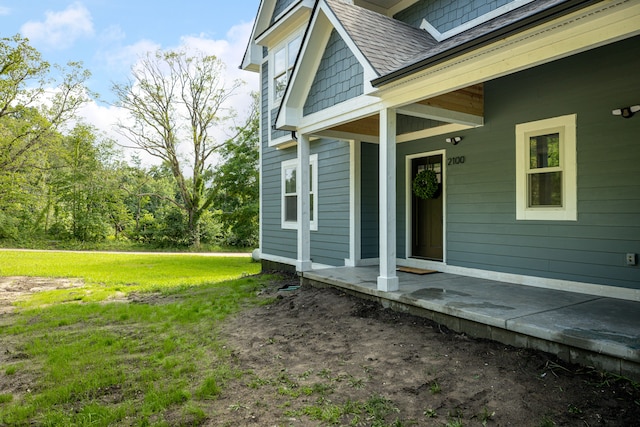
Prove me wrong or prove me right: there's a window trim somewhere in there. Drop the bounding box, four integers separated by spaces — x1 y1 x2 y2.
281 154 318 231
270 32 302 106
516 114 577 221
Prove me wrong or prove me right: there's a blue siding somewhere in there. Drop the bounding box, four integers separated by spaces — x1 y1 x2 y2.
303 29 364 116
261 63 297 259
261 138 351 266
361 142 380 259
312 140 351 266
394 0 513 32
396 36 640 289
398 114 444 134
271 107 289 140
271 0 297 23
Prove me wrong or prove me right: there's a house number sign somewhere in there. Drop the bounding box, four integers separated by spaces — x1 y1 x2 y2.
447 156 466 165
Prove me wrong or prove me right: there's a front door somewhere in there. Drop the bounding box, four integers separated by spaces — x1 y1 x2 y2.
411 154 443 261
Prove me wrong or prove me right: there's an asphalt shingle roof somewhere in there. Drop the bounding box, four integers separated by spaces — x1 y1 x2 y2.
324 0 586 85
324 0 437 76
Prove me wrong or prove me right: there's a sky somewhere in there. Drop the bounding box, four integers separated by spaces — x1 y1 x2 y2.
0 0 261 164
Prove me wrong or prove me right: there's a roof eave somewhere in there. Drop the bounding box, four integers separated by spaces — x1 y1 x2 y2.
371 0 602 87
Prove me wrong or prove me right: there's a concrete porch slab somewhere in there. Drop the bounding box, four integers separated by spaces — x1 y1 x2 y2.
302 266 640 378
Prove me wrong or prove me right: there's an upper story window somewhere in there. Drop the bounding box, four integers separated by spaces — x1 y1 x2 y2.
515 114 577 221
272 35 301 103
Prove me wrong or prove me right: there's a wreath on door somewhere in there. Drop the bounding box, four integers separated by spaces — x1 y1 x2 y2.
412 169 439 200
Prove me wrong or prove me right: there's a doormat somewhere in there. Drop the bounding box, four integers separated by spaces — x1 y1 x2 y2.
397 266 439 275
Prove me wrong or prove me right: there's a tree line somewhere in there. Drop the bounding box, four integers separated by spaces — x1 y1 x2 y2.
0 35 258 249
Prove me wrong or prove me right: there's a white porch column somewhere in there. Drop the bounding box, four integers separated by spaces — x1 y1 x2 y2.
296 133 312 272
378 108 399 291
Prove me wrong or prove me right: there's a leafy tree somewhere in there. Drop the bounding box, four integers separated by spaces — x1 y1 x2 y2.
113 49 244 247
0 34 92 172
49 125 124 242
212 94 259 246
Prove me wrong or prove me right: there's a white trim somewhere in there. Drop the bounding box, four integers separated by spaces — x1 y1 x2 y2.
397 123 472 143
404 149 447 262
377 108 399 291
277 0 380 131
297 134 312 272
281 154 318 231
255 0 314 47
376 0 640 110
397 103 484 127
419 0 535 42
269 134 297 149
346 139 362 267
260 252 297 267
260 252 335 271
296 95 382 135
258 63 265 254
515 114 577 221
395 260 640 302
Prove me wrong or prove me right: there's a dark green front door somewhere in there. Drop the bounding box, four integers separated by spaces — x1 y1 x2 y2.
411 154 443 261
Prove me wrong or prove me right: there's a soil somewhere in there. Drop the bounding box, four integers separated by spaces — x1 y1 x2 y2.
214 276 640 426
1 275 639 426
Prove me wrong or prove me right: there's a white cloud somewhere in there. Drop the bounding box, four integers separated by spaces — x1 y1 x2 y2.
99 24 126 44
101 39 161 74
80 22 259 168
178 22 259 115
20 2 94 50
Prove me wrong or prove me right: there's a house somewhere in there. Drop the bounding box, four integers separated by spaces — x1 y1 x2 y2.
241 0 640 299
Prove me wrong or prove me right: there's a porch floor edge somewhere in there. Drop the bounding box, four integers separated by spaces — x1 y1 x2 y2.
301 267 640 380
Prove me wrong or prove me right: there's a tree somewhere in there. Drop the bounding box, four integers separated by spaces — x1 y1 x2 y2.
113 50 243 246
0 35 92 172
49 124 121 242
212 94 259 246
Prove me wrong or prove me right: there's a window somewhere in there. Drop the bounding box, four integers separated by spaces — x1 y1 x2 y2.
281 154 318 230
272 35 301 103
516 114 577 221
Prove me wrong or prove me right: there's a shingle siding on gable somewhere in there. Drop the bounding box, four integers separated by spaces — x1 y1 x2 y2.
303 29 364 116
395 0 513 32
271 0 297 23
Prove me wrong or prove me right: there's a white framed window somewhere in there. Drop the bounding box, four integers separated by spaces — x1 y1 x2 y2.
516 114 577 221
272 34 302 104
281 154 318 230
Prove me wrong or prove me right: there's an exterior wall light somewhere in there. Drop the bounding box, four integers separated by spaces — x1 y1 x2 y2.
612 105 640 118
446 136 462 145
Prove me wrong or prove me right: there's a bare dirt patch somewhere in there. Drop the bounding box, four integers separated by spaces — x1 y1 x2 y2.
0 276 84 314
1 276 638 426
214 279 640 426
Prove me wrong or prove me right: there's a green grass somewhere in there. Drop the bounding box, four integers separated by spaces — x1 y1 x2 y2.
0 250 267 426
0 250 258 306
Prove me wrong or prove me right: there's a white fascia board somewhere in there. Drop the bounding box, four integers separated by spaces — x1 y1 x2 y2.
396 123 472 143
298 95 382 136
241 43 262 72
241 0 268 72
354 0 418 17
397 103 483 127
277 1 379 130
377 0 640 108
277 11 334 130
256 4 312 48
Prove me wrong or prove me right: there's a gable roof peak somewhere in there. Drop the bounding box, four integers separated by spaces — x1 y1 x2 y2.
324 0 436 76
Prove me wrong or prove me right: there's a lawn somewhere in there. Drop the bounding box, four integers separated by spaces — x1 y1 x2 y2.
0 250 268 426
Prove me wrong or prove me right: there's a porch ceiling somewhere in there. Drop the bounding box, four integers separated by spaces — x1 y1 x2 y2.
319 84 484 141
